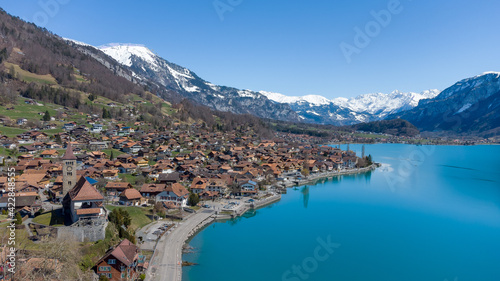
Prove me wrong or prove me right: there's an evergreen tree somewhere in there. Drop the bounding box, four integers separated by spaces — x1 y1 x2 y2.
42 110 51 121
367 154 373 165
55 134 62 144
15 212 23 225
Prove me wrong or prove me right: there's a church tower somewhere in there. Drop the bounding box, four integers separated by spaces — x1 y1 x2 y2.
62 143 77 196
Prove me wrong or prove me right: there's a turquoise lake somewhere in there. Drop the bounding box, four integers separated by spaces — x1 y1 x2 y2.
183 144 500 281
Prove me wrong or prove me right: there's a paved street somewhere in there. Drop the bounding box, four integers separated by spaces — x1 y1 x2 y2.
147 210 214 281
39 189 62 211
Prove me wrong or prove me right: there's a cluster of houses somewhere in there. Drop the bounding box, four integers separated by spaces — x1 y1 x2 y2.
0 122 362 216
0 120 364 280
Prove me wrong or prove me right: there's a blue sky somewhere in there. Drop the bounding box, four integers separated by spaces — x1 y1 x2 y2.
1 0 500 98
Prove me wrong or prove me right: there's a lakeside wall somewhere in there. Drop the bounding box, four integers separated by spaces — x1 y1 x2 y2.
279 164 379 188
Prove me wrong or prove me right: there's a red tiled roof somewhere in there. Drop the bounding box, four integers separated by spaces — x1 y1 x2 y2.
120 188 142 200
69 177 104 201
105 182 131 190
76 208 101 215
140 184 166 193
110 239 139 266
167 183 189 198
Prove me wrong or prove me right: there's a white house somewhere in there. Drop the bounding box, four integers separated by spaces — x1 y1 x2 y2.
207 178 228 194
155 183 189 207
240 180 258 191
238 180 258 197
91 124 103 133
63 123 76 131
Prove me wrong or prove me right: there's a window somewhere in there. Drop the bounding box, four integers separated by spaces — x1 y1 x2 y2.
99 266 111 272
108 259 116 264
67 172 73 176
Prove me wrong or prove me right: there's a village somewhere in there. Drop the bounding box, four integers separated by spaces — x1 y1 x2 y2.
0 107 375 280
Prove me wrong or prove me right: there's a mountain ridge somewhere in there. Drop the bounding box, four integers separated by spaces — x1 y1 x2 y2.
387 72 500 136
78 41 441 126
94 42 301 122
260 89 440 125
65 40 500 135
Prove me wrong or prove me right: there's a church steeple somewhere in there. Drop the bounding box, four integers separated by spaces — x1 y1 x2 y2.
62 143 77 160
62 143 77 197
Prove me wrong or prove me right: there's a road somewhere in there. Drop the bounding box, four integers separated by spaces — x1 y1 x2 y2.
147 209 214 281
39 189 62 211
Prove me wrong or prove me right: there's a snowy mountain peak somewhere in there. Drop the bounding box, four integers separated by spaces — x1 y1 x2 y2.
63 37 93 48
99 43 158 68
435 71 500 100
479 71 500 77
259 91 331 105
260 89 440 125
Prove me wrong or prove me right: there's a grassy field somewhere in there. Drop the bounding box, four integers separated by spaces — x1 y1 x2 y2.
0 224 42 251
4 62 57 85
66 112 89 124
161 102 176 115
72 70 89 83
43 128 65 136
32 209 65 226
105 205 152 230
0 126 27 137
0 146 21 157
0 214 8 219
91 94 124 107
118 173 138 185
102 148 122 158
0 97 62 120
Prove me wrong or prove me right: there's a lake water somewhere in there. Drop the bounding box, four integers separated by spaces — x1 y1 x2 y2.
183 144 500 281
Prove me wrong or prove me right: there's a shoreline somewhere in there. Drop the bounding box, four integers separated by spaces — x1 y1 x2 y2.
147 164 378 281
278 163 379 188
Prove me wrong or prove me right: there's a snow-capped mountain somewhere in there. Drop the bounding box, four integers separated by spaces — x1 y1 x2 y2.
260 89 440 125
258 91 331 106
387 72 500 135
95 42 440 126
97 43 300 122
64 39 500 134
